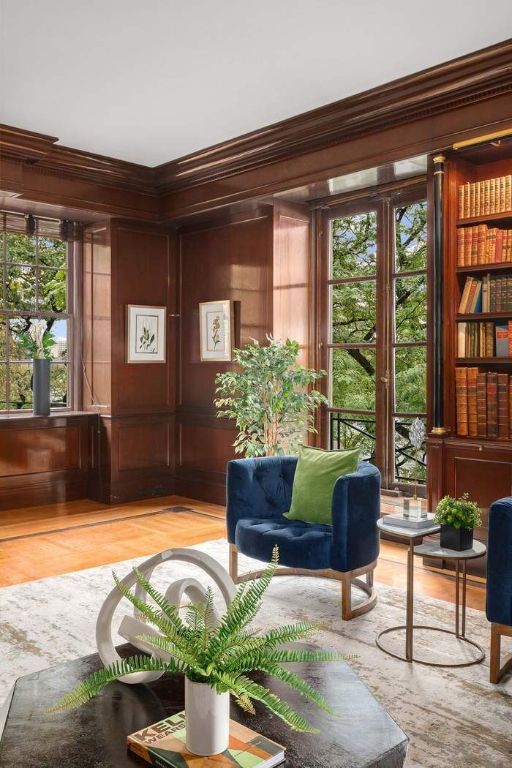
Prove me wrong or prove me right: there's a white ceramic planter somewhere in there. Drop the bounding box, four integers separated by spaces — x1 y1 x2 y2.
185 678 230 755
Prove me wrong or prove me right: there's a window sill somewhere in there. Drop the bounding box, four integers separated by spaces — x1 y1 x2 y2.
0 410 94 423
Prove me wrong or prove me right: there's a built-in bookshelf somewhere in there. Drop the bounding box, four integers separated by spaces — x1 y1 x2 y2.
452 155 512 441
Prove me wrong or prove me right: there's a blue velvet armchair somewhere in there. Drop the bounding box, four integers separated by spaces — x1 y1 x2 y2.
226 456 380 620
487 497 512 683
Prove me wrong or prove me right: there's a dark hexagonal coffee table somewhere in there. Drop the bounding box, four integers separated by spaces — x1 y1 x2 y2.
0 646 407 767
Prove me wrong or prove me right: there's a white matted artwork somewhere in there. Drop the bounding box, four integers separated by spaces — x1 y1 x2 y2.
126 305 166 363
199 300 233 362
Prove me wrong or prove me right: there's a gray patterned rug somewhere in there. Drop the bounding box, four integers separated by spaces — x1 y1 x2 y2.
1 539 511 767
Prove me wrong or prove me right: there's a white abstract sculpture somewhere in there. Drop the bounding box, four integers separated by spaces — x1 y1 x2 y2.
96 548 236 684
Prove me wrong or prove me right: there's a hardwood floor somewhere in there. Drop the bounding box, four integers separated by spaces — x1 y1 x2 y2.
0 496 486 610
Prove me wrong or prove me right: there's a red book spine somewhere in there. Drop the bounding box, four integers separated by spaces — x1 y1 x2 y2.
476 372 487 438
467 368 479 438
487 372 499 439
498 373 509 439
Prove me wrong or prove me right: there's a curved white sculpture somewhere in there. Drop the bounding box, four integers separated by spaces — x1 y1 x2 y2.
96 548 236 684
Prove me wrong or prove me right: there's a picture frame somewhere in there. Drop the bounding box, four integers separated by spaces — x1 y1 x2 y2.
126 305 166 363
199 300 233 362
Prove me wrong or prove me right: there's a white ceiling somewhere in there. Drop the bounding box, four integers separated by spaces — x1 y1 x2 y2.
0 0 510 167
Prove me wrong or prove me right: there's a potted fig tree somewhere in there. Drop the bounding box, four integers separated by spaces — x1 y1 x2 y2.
434 493 482 551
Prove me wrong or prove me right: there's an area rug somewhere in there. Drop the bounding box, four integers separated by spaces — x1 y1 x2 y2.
1 539 511 768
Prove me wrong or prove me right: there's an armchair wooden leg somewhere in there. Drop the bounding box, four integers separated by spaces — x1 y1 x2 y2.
490 623 512 683
341 562 378 621
229 544 239 584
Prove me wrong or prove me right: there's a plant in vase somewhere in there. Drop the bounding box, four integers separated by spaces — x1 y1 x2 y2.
13 319 56 416
434 493 482 551
49 548 346 756
214 336 328 457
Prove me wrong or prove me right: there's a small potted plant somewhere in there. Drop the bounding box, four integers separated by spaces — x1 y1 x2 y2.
13 319 56 416
50 548 346 756
434 493 482 551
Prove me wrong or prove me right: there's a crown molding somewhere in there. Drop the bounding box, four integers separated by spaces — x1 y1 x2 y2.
1 39 511 217
154 38 512 192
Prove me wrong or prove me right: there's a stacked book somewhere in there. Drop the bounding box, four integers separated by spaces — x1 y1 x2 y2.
456 367 512 439
457 321 512 358
458 275 512 314
457 225 512 265
458 175 512 218
127 712 285 767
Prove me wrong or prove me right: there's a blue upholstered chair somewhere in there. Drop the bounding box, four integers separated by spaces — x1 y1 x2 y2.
226 456 380 620
487 497 512 683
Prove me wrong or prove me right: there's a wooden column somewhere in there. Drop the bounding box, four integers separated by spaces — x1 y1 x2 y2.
431 154 447 436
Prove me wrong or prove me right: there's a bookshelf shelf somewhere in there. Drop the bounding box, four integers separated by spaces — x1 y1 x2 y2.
456 263 512 274
457 212 512 226
456 357 512 365
457 312 512 321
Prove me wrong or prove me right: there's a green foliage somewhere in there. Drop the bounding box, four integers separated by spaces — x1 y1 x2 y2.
331 202 427 482
49 547 346 733
14 327 56 361
1 232 68 410
434 494 482 530
214 337 328 457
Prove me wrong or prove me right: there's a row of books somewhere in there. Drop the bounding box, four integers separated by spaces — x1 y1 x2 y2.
457 321 512 358
456 368 512 439
458 275 512 313
458 175 512 219
456 225 512 265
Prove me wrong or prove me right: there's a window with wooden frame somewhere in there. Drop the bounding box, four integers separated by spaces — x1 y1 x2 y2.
0 213 76 413
320 186 428 492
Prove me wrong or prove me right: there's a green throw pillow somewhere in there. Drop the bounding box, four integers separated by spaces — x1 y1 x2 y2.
285 445 360 526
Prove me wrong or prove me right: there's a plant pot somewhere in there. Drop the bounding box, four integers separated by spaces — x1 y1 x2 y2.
440 525 474 551
33 358 50 416
185 678 229 756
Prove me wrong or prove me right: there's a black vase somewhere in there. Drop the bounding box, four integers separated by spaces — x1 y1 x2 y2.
440 524 473 551
33 358 50 416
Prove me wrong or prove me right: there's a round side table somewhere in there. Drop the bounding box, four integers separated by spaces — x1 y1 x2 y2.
376 518 486 667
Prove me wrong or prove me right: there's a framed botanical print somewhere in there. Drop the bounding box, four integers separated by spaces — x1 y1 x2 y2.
199 300 233 362
126 305 166 363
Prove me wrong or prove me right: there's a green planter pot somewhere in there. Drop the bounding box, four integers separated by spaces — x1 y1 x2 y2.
33 358 50 416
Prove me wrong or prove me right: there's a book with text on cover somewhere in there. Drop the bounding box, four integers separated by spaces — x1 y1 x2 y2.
128 711 285 768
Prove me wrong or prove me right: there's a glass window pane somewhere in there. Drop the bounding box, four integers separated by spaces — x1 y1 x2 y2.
50 363 68 407
9 362 33 409
6 233 36 264
49 319 68 360
0 363 6 411
331 281 377 343
331 212 377 279
395 200 427 271
395 346 426 413
6 264 36 310
331 348 376 410
330 411 376 462
8 318 32 361
0 318 6 359
394 417 427 484
39 237 67 268
395 275 427 342
38 268 67 312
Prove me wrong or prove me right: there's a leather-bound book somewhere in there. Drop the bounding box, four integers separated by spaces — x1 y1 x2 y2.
457 228 464 266
455 367 469 437
467 367 479 437
485 321 495 357
498 373 509 440
495 229 504 263
487 372 499 439
476 371 487 438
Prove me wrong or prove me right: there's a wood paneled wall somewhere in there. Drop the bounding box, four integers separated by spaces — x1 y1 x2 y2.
175 202 312 503
84 220 178 504
0 413 94 510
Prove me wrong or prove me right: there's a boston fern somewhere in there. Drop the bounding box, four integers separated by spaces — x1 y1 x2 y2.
215 336 327 457
49 548 345 732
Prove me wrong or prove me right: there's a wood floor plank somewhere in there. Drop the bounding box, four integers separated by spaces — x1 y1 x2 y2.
0 496 486 611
